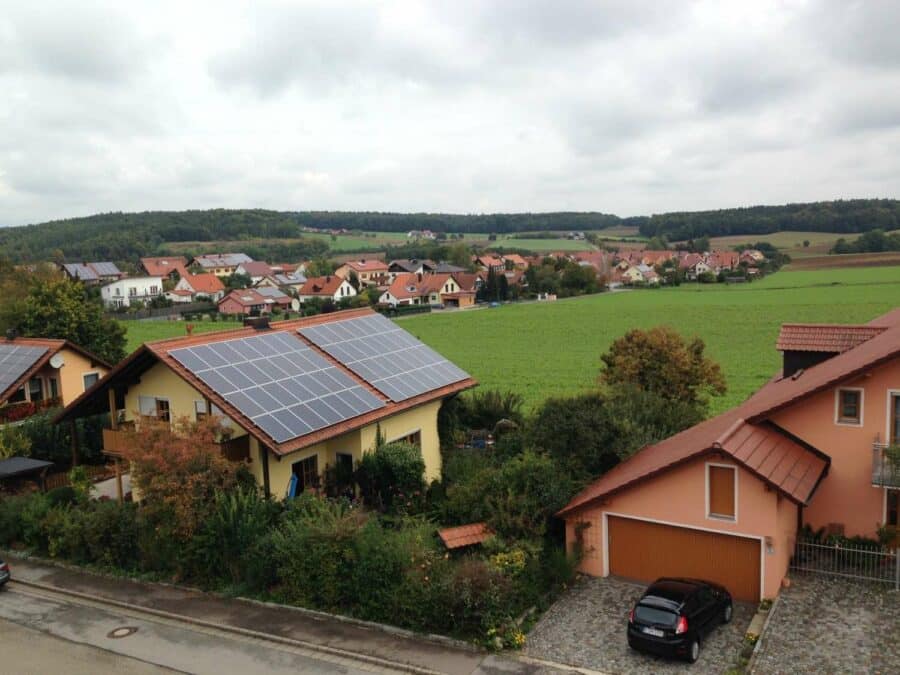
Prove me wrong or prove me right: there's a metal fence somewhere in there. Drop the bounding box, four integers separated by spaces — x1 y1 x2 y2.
105 301 216 321
791 538 900 589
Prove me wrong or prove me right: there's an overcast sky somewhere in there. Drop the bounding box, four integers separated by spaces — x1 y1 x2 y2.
1 1 899 226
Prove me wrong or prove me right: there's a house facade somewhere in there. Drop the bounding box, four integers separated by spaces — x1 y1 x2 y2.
101 277 164 308
558 308 900 602
140 257 189 280
61 262 124 285
56 309 476 500
0 337 111 424
334 260 390 286
297 276 357 304
192 253 253 277
169 273 225 302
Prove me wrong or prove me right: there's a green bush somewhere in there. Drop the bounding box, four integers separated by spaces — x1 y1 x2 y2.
0 495 32 545
82 501 140 569
45 486 78 508
20 493 51 551
42 506 89 561
356 442 426 513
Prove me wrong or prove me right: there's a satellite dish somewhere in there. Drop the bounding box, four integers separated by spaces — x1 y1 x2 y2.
49 353 65 369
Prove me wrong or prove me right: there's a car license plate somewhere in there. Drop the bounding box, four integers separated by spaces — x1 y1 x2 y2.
642 627 665 637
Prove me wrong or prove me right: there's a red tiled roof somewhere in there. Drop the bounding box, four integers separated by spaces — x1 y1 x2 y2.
219 289 265 308
238 261 274 277
0 338 112 404
141 257 189 277
776 324 885 353
344 259 389 272
299 276 346 296
452 273 482 292
183 273 225 294
438 522 492 549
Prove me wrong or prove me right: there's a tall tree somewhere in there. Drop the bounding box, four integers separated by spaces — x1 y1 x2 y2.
11 277 128 364
599 326 726 411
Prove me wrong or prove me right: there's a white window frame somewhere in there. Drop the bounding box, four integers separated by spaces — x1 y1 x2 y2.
834 386 864 427
705 462 738 523
387 427 423 447
82 371 101 391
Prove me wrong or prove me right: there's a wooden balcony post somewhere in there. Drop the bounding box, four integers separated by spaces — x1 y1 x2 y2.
115 457 123 505
70 420 79 467
108 388 118 430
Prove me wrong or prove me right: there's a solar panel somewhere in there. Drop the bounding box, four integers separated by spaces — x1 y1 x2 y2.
298 314 469 402
169 332 385 444
90 262 121 276
0 344 49 396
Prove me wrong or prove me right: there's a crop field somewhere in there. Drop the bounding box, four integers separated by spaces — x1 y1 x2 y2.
120 266 899 417
493 237 596 251
785 251 900 270
399 266 900 415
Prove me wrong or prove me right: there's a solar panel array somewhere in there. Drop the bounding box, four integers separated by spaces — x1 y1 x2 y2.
90 261 121 277
298 314 469 402
0 344 49 396
169 332 385 444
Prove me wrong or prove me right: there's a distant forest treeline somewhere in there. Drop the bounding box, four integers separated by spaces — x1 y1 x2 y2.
639 199 900 241
0 199 897 263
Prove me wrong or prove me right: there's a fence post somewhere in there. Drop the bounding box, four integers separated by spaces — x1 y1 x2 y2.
895 548 899 591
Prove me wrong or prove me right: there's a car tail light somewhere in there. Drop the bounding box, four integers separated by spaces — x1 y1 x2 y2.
675 615 688 635
628 608 635 623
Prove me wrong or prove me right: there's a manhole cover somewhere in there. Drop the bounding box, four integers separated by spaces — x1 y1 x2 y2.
107 626 139 639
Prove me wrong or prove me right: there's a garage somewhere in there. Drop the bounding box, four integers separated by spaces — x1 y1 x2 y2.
607 515 761 602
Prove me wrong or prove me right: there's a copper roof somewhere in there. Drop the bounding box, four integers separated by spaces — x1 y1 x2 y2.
438 522 492 549
55 308 476 456
776 324 885 353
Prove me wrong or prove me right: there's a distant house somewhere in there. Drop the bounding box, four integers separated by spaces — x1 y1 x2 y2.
433 262 467 274
452 272 485 295
217 289 269 315
0 336 111 424
741 250 766 266
192 253 253 277
473 255 505 274
255 286 296 312
297 276 357 304
235 261 275 285
256 272 307 295
101 277 163 308
334 259 390 287
501 254 529 270
61 262 124 285
168 273 225 303
379 273 469 307
388 259 436 279
140 257 189 280
708 251 740 271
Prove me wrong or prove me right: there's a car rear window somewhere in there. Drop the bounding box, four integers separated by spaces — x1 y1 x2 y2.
634 605 678 626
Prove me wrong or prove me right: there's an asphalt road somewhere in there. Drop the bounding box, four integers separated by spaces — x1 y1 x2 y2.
0 585 395 675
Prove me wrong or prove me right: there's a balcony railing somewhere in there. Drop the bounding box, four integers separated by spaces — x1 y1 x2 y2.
872 443 900 489
102 424 250 462
0 397 62 425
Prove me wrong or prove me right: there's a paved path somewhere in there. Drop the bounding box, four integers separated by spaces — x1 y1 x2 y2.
752 574 900 674
0 617 175 675
525 576 753 674
2 554 580 675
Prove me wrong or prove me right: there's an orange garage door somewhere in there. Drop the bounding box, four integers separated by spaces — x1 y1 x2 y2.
607 516 761 602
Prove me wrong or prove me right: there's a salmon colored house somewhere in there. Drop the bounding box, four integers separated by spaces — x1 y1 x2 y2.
558 308 900 602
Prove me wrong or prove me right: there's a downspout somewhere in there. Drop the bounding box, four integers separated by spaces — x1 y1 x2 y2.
261 445 271 499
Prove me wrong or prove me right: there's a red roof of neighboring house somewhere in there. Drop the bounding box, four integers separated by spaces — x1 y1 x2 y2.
141 256 189 278
502 254 529 268
183 273 225 294
218 289 266 308
343 259 389 273
238 261 274 277
474 255 504 268
452 273 483 292
776 324 886 353
299 276 346 297
384 273 449 301
56 308 476 457
438 522 492 549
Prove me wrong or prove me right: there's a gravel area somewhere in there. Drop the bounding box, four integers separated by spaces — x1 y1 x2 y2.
752 574 900 674
525 576 753 674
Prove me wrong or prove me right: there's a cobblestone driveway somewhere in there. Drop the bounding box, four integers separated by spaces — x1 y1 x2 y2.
525 576 753 674
752 574 900 674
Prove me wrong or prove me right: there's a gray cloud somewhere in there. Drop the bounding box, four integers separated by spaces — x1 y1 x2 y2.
1 1 899 227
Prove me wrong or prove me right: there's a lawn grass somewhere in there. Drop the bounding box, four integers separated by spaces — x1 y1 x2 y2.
123 320 241 352
399 266 900 415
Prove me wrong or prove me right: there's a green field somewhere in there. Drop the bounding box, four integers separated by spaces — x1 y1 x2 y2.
121 266 900 417
399 266 900 415
491 237 596 251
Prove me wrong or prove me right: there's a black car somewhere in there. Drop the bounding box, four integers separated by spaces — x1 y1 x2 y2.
0 559 9 588
627 578 733 663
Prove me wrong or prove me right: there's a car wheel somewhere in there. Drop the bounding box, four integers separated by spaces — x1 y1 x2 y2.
687 639 700 663
723 603 733 624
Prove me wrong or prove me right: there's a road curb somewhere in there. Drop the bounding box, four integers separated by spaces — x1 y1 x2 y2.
745 595 780 674
10 577 444 675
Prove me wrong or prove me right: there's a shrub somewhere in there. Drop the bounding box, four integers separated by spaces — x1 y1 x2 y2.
19 493 51 551
42 506 89 561
45 486 78 508
461 389 525 431
356 442 425 513
0 424 31 459
82 501 140 569
0 494 33 545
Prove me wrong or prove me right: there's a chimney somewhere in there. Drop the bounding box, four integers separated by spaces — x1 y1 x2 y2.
243 316 271 331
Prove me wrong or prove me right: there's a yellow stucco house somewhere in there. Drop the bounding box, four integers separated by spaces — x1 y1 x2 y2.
57 309 475 500
0 336 111 425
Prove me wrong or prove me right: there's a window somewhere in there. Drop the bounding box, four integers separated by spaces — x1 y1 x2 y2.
707 464 736 520
83 372 100 391
155 399 171 422
28 377 43 402
129 286 137 296
138 395 170 422
292 455 319 492
48 377 59 400
394 430 421 447
9 386 26 403
194 399 209 420
836 388 863 425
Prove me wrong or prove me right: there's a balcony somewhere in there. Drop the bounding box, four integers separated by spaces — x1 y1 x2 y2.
872 443 900 489
0 397 62 425
102 424 249 462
